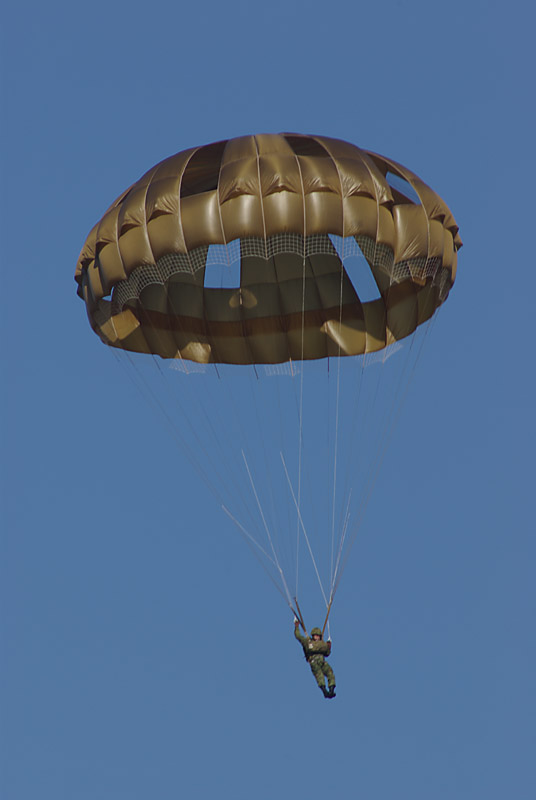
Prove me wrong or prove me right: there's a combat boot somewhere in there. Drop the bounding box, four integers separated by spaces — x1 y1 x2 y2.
327 685 336 698
320 685 329 698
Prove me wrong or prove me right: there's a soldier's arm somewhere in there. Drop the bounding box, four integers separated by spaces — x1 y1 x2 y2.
294 622 307 645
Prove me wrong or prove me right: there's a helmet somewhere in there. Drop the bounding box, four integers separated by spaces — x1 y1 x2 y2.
310 627 322 638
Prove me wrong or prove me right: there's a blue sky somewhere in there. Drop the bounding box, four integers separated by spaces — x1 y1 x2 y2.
2 1 535 798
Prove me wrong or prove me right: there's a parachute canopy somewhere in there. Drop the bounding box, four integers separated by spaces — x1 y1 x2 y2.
75 133 461 365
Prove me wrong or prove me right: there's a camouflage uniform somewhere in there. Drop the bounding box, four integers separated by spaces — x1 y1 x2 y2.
294 626 336 691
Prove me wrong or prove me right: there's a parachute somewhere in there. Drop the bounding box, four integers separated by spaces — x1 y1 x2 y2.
76 133 461 629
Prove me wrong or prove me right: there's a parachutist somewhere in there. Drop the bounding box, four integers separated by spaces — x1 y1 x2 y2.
294 620 336 698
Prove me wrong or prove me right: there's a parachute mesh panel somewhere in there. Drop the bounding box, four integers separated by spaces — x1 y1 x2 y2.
110 233 432 315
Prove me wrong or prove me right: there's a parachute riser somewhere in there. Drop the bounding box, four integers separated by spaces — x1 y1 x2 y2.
293 597 307 634
322 597 334 638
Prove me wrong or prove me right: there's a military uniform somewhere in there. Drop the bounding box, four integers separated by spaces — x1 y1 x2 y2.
294 625 336 697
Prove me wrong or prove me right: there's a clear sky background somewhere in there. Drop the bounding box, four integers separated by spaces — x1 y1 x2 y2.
2 1 535 798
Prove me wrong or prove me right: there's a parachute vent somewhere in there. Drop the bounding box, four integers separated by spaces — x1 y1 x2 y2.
284 135 330 158
328 235 381 302
385 171 421 205
180 139 228 197
204 242 241 288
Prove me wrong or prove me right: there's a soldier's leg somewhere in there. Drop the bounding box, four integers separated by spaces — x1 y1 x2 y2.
322 662 336 689
309 661 326 689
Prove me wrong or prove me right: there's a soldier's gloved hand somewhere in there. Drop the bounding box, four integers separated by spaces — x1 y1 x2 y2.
294 618 299 627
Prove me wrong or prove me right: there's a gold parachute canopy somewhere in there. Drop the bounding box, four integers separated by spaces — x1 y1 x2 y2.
76 133 461 365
